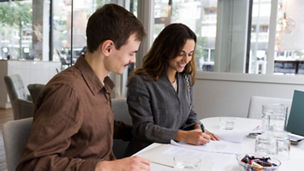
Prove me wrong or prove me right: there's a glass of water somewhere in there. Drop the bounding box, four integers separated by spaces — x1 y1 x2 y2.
273 131 290 160
262 104 287 132
173 154 201 170
255 133 278 156
219 118 235 130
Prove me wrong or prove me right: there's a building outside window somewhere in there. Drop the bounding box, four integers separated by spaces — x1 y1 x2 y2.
249 0 304 75
153 0 218 72
1 0 303 75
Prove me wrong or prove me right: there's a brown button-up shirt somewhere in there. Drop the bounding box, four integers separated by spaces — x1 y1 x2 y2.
17 56 131 171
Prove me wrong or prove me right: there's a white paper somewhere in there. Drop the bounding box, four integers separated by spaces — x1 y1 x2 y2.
170 140 245 154
213 130 250 143
137 143 238 171
137 144 175 167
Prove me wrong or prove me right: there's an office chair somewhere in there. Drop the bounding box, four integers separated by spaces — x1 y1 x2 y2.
27 84 45 105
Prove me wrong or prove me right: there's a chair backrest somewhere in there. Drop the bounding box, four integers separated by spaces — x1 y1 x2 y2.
247 96 292 119
4 74 34 119
112 98 132 125
27 84 45 104
112 98 132 158
2 117 33 171
4 74 29 102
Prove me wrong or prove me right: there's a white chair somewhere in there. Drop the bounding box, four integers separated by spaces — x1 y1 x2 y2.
247 96 292 119
2 117 33 171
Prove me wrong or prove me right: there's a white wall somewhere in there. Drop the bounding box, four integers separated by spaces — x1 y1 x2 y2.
193 72 304 119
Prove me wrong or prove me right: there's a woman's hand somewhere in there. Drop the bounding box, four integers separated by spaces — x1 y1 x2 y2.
205 129 220 141
194 124 220 141
174 129 210 145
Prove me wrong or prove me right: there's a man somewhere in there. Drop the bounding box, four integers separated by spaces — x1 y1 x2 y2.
17 4 150 171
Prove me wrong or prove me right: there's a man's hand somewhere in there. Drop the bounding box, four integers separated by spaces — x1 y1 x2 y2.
95 156 150 171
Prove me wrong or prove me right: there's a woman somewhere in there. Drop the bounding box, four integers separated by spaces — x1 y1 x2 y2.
127 23 219 154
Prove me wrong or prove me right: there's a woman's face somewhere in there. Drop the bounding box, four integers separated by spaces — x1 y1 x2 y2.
168 39 195 73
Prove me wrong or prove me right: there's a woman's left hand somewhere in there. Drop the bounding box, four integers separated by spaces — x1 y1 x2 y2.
205 129 220 141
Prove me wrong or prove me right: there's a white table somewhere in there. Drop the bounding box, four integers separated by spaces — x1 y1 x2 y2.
136 117 304 171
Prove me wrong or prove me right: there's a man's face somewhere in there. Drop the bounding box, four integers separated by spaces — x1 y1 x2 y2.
104 33 141 74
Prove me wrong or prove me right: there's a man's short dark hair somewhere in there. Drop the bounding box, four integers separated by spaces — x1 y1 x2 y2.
86 4 145 53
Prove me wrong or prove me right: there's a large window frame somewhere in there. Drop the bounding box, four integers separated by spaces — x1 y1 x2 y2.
139 0 303 76
1 0 302 77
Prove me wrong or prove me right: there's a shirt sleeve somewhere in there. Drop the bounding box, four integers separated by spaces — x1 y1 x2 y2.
183 110 201 130
127 76 178 143
17 84 99 171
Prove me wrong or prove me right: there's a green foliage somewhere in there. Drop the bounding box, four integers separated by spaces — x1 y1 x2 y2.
0 1 32 58
96 0 111 8
0 1 32 27
294 50 304 56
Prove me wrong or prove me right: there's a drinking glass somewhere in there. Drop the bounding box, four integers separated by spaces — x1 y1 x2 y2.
219 118 235 130
261 104 287 132
173 154 201 170
273 131 290 160
255 133 278 156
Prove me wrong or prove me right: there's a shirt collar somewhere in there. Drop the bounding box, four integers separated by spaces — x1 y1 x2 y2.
75 55 115 95
160 72 181 83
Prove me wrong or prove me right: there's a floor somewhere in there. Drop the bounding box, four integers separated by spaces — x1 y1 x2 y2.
0 109 13 125
0 108 13 171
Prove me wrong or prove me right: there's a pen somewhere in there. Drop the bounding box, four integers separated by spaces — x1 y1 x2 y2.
200 124 205 133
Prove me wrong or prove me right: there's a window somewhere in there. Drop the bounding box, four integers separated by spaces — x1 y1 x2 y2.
273 0 304 75
52 0 111 67
0 0 136 65
248 0 272 74
0 0 32 60
52 0 137 68
153 0 218 71
248 0 304 75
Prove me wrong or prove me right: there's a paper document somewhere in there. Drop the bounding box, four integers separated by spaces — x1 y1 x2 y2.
137 144 180 167
170 140 245 154
137 143 236 170
213 130 251 143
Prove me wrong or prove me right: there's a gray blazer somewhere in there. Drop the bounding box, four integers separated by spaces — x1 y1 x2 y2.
126 73 200 154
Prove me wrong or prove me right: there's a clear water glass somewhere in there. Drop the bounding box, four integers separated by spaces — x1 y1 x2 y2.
261 104 287 132
255 133 278 156
273 131 290 160
219 118 235 130
173 154 201 171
